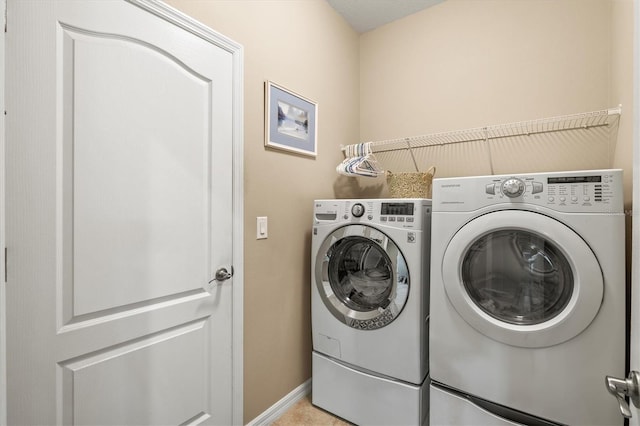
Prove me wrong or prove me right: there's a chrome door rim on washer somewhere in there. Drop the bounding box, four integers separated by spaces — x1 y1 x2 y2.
315 224 410 330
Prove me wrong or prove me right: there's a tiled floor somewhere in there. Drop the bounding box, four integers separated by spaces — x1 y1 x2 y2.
272 394 352 426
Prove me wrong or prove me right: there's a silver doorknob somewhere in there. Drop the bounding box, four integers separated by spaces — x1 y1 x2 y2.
211 267 233 284
606 371 640 418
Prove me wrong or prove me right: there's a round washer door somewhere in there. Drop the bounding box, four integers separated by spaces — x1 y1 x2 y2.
315 224 409 330
442 210 603 348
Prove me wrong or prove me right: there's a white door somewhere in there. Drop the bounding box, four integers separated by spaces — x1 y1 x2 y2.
5 0 242 424
630 236 640 426
628 0 640 423
616 0 640 423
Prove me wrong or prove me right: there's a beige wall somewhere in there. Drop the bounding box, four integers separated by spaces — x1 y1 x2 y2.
166 0 635 423
165 0 359 422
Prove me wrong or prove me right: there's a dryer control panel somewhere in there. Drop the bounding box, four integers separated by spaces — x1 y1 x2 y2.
432 169 623 213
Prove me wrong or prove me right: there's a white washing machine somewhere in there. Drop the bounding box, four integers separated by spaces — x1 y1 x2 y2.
311 198 431 426
429 169 626 426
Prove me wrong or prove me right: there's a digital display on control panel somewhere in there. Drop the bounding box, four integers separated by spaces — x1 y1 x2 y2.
381 202 414 216
547 176 602 184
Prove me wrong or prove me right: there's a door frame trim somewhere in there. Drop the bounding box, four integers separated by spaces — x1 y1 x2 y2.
0 0 244 423
0 0 6 423
631 0 640 424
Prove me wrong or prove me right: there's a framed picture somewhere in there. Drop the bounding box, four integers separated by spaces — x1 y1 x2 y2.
265 81 317 157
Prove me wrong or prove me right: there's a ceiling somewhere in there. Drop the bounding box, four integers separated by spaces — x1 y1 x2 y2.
326 0 445 33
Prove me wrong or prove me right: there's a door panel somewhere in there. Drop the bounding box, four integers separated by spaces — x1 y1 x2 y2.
65 24 211 318
6 1 239 424
60 320 208 425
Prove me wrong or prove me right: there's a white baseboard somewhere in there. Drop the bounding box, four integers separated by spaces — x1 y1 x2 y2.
246 378 311 426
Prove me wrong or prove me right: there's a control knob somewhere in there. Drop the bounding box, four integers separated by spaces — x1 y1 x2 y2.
351 203 365 218
501 178 525 198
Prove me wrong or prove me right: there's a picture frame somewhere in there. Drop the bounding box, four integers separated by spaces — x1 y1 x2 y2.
264 80 318 157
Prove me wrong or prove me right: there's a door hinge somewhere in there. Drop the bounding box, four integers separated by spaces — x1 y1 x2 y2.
4 247 7 283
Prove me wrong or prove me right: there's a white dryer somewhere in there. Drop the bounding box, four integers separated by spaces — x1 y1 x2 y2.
429 169 625 425
311 198 431 426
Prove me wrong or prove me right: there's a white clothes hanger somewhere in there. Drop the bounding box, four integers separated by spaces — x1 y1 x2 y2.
336 143 384 177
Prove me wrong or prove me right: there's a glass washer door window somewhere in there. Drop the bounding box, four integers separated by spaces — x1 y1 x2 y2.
315 224 409 330
327 235 394 312
442 210 603 348
462 229 574 326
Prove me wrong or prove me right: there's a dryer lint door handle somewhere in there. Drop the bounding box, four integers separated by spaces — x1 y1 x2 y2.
606 371 640 418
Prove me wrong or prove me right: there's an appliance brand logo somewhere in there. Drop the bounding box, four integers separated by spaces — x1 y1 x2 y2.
438 183 464 205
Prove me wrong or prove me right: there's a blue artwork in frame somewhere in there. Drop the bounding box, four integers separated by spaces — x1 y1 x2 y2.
265 81 317 157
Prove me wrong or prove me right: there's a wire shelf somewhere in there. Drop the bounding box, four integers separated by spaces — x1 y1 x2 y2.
345 106 621 154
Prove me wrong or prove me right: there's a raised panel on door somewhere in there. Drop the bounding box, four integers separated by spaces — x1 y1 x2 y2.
59 320 209 425
60 24 212 323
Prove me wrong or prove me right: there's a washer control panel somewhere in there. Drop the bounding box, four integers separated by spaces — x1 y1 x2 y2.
351 203 365 218
433 169 623 213
500 178 526 198
313 199 431 230
486 173 615 206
